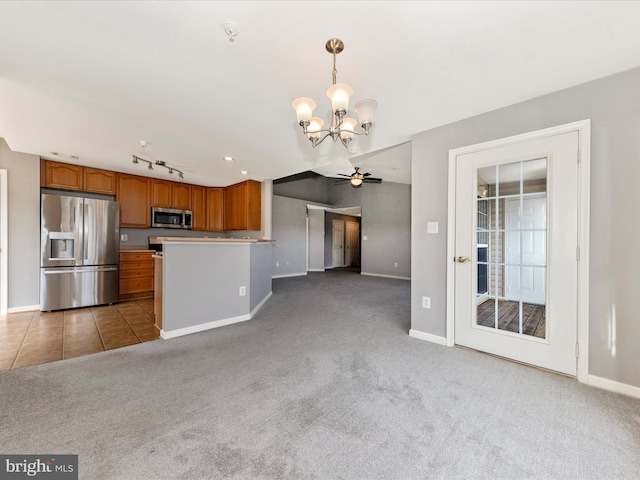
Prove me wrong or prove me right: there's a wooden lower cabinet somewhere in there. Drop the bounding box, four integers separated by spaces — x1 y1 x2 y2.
119 251 154 299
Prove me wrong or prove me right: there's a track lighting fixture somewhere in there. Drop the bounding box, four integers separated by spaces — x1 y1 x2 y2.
132 155 184 179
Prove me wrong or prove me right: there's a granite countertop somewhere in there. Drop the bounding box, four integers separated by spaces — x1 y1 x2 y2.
120 246 155 252
158 237 275 243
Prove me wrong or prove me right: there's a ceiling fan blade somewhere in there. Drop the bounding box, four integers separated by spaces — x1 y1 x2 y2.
336 173 352 177
334 178 350 183
362 172 372 177
363 177 383 183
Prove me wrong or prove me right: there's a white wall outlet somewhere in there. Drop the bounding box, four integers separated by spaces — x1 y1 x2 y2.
427 222 439 234
276 261 280 267
239 286 246 296
422 296 431 309
362 236 368 241
394 262 398 268
120 234 128 241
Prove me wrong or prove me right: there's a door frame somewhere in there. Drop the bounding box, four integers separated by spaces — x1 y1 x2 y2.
332 219 345 267
445 120 591 383
0 169 7 315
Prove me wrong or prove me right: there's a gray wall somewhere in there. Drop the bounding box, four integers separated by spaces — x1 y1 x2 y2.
411 66 640 388
273 175 332 204
250 243 273 311
0 139 40 309
307 209 325 270
271 195 311 277
163 242 250 331
331 182 411 278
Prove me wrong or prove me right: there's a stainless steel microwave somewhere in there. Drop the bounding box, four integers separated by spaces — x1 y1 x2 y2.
151 207 192 229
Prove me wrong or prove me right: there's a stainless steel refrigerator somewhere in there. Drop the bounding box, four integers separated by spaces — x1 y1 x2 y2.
40 193 120 311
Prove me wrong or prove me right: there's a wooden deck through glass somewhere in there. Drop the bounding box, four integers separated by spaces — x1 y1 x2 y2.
477 299 546 338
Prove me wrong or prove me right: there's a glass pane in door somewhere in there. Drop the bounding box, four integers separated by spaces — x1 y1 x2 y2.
475 158 547 339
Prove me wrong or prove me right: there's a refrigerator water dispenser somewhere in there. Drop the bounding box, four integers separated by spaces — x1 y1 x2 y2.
48 232 76 260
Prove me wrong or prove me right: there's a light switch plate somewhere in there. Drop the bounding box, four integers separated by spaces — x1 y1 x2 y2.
427 222 438 234
422 296 431 309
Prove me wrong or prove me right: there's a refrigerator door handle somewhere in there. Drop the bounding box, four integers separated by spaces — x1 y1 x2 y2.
43 266 118 275
83 203 89 261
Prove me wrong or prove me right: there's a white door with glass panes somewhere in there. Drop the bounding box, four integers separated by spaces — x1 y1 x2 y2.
453 130 579 376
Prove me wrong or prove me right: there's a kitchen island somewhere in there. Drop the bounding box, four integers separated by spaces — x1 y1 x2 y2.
155 238 273 339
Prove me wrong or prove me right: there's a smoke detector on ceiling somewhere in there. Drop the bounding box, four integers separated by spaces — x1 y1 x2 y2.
224 22 238 42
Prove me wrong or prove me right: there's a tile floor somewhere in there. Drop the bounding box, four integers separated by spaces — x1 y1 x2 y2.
0 298 160 372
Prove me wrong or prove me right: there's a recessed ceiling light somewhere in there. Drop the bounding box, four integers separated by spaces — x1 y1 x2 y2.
51 152 79 160
223 156 235 162
240 170 248 175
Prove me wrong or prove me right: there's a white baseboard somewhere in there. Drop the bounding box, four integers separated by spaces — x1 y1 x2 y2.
409 329 448 346
8 304 40 313
587 374 640 399
272 272 307 279
361 272 411 281
307 269 325 272
161 314 251 339
250 291 272 317
162 292 273 340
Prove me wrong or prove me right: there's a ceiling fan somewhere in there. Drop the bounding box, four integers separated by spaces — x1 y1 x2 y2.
335 167 383 188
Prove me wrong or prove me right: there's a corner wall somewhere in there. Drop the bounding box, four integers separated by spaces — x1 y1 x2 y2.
331 181 411 279
0 138 40 309
411 66 640 389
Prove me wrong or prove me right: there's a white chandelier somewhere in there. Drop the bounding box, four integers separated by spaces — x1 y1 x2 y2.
292 38 377 149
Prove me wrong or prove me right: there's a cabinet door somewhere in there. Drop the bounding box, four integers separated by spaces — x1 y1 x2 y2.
117 174 151 228
191 185 206 231
173 183 192 210
151 179 173 208
84 167 116 195
223 183 241 230
206 187 224 231
43 160 83 191
223 180 261 231
246 180 262 231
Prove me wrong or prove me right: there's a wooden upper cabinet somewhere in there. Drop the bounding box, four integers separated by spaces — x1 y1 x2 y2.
42 160 83 191
206 187 224 232
223 180 261 231
173 183 192 210
151 179 173 208
84 167 116 195
191 185 206 231
117 173 151 228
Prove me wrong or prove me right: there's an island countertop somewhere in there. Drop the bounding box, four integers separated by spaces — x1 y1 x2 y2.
155 237 275 243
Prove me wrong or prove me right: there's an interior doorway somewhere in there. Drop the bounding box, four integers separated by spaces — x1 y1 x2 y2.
447 121 590 379
332 220 345 267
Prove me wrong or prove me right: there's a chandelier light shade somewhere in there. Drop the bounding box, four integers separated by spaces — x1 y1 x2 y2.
292 38 377 149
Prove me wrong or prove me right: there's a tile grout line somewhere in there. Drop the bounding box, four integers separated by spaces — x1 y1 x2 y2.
61 311 66 360
90 307 107 352
10 312 36 370
114 302 144 343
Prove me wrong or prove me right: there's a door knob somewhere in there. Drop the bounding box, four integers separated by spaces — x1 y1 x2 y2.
456 256 470 263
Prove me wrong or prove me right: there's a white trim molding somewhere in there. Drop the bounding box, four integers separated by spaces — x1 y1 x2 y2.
163 292 272 340
161 314 251 339
307 268 325 272
587 375 640 400
272 272 307 279
8 304 39 314
361 272 411 281
446 119 591 381
409 329 448 346
250 291 272 317
0 169 7 315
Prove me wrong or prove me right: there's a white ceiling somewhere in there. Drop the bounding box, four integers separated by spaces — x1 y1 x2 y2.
1 1 640 187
